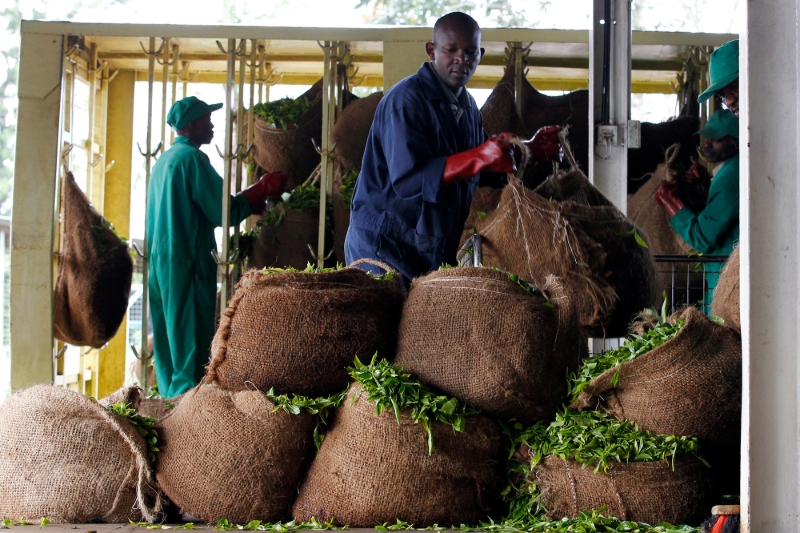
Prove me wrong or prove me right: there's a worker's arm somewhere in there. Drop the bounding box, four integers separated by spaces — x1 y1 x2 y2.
668 160 740 254
189 151 252 227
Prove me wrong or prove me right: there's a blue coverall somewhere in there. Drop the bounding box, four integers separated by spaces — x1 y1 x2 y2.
146 136 251 397
345 62 502 284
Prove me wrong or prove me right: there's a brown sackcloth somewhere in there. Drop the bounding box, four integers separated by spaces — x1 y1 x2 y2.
250 208 320 270
155 384 316 524
395 269 582 425
205 266 405 395
54 172 133 348
534 455 711 525
0 385 161 523
138 395 183 421
534 156 659 337
332 92 383 172
571 306 741 448
712 246 740 332
292 384 504 527
459 187 503 249
467 172 616 332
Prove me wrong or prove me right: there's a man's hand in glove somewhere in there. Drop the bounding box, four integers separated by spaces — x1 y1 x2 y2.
524 125 564 162
443 135 517 186
683 162 709 184
655 180 685 218
241 171 289 215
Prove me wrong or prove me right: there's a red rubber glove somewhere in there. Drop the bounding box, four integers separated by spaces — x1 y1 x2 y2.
240 171 289 215
683 162 709 184
443 136 516 186
655 180 685 218
524 125 564 162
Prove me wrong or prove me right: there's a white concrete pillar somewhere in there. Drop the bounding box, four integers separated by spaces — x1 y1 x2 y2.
9 28 64 390
588 0 631 211
740 2 800 532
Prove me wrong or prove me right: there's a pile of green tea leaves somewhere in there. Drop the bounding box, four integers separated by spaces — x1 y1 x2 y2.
469 510 700 533
106 401 160 464
349 354 479 454
567 318 684 402
92 216 131 255
130 518 342 531
338 169 358 209
252 97 312 131
261 262 394 281
264 387 346 449
260 184 321 227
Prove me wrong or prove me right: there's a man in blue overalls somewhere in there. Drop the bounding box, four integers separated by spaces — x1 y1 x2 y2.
345 12 562 285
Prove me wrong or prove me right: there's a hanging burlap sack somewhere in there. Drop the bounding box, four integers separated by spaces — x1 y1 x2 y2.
292 383 504 527
250 207 319 270
54 172 133 348
533 455 711 525
465 142 616 332
459 186 503 249
332 91 383 172
712 246 740 332
205 263 404 396
0 385 160 523
155 384 316 524
534 136 659 337
395 269 582 425
571 306 741 448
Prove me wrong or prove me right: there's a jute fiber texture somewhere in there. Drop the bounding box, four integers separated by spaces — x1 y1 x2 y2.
138 395 183 421
251 209 320 270
205 267 405 395
331 92 383 172
395 269 582 425
467 174 616 332
459 186 503 249
571 306 742 448
54 172 133 348
712 247 740 333
155 384 316 524
534 455 711 525
292 384 505 527
0 385 160 523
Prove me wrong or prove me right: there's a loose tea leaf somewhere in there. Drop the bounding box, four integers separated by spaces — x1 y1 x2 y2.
105 401 160 464
264 388 346 449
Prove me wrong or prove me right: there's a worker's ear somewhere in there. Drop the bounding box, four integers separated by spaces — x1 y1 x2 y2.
480 47 485 58
425 42 435 60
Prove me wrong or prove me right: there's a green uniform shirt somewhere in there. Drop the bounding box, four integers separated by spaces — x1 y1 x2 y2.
671 154 739 256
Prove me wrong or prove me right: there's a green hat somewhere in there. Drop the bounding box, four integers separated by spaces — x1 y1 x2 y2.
698 40 739 103
696 109 739 140
166 96 223 130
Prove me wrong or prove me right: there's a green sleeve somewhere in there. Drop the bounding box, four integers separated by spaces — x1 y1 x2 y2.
189 151 252 227
670 158 739 254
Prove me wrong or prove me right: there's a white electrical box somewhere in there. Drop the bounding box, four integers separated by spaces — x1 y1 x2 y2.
596 124 618 146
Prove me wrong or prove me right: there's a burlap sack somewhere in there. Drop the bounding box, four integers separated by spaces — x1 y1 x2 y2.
395 269 582 425
292 384 504 527
138 395 183 421
250 80 323 189
712 247 740 332
54 172 133 348
459 186 503 249
332 91 383 172
250 208 319 270
571 306 741 447
0 385 160 523
205 265 404 395
533 455 711 525
467 174 616 332
155 384 316 524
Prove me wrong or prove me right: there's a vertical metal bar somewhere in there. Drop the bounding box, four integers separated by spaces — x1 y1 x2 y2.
219 38 236 312
247 40 257 187
317 41 334 268
170 46 179 146
86 45 98 203
513 41 523 117
160 38 170 152
139 37 157 390
230 40 247 290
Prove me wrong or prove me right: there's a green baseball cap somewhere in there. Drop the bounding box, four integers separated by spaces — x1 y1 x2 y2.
698 40 739 103
696 109 739 140
166 96 223 130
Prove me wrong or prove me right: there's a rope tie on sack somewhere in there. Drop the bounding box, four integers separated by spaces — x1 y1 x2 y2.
608 468 628 520
630 143 681 223
563 459 579 517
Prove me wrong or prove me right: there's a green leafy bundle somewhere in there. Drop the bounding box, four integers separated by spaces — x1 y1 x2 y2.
92 216 131 255
105 401 160 464
567 319 684 402
349 354 479 454
264 388 346 449
260 184 321 228
338 169 358 209
212 518 342 532
466 509 700 533
252 97 312 131
260 262 394 281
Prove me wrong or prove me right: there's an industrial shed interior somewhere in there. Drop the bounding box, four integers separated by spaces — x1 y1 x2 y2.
3 2 799 532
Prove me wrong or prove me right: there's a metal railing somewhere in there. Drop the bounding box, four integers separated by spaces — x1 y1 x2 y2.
652 254 728 314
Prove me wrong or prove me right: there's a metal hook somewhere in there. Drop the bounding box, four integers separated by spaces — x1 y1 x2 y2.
307 243 335 262
105 160 116 173
156 44 181 67
237 144 255 160
261 69 284 86
311 138 338 156
131 343 154 361
131 241 147 259
54 345 68 360
246 48 267 69
60 144 74 176
89 153 104 167
216 143 243 161
139 39 167 57
137 141 163 158
233 39 248 58
216 39 246 56
90 61 109 78
211 248 240 266
64 43 81 60
107 69 120 84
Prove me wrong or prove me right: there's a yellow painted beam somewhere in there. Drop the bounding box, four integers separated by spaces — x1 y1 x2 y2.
95 70 135 399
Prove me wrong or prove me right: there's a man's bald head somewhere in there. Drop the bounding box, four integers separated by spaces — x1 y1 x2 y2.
426 12 484 94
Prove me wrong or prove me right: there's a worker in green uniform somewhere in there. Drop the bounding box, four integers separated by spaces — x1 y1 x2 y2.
656 109 739 309
147 96 287 397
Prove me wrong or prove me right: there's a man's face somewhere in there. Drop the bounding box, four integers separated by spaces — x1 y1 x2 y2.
702 136 738 163
720 79 739 117
193 113 214 145
425 25 484 93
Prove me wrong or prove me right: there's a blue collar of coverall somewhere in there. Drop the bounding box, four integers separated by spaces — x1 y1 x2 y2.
420 62 472 109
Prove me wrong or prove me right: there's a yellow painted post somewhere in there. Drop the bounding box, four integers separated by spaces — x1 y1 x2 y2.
96 70 135 398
